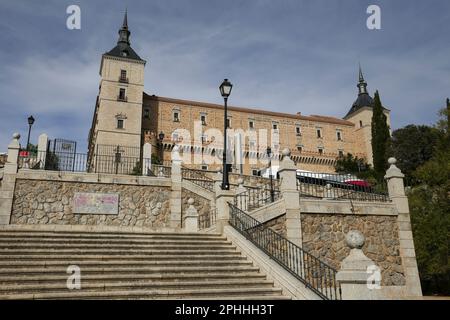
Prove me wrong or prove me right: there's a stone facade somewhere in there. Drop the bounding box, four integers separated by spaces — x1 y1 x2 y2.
11 179 171 228
301 213 405 286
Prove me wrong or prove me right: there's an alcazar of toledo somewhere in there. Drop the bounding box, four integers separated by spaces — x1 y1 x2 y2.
0 12 422 301
87 12 391 175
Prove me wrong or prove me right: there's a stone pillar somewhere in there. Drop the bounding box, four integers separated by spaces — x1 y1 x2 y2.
142 142 152 175
37 133 48 169
336 231 380 300
184 198 199 232
169 146 182 229
0 133 21 225
385 158 422 297
278 148 302 246
215 183 235 234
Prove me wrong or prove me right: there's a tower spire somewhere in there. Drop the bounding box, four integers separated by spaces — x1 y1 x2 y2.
357 63 368 95
118 10 130 46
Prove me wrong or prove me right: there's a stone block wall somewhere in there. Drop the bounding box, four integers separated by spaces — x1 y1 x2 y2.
301 214 405 286
11 179 171 228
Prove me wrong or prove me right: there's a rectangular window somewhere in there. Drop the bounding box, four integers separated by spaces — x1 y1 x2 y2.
144 109 149 119
252 169 260 176
173 112 180 122
201 134 208 144
296 126 302 136
118 88 126 101
318 148 323 155
117 119 124 129
249 120 254 129
316 128 322 138
272 123 278 130
226 118 231 128
120 70 127 82
200 115 206 126
249 140 256 149
338 150 344 157
201 164 208 171
172 133 179 142
297 146 303 153
336 131 342 141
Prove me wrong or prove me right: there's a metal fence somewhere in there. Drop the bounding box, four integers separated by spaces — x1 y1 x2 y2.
198 208 217 230
18 151 171 178
297 172 390 202
234 187 282 212
229 203 341 300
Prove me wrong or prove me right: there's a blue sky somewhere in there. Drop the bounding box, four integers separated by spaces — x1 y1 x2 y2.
0 0 449 152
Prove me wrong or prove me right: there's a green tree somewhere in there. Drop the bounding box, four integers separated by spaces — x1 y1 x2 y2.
371 91 391 181
391 125 442 184
408 101 450 295
335 153 370 174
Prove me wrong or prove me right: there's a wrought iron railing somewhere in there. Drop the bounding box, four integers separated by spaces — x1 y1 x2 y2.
297 172 390 202
229 203 341 300
198 208 217 230
181 167 214 192
234 187 282 212
18 151 171 178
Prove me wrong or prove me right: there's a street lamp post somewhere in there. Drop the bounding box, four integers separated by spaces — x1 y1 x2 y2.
158 131 165 165
26 115 35 152
266 147 275 202
219 79 233 190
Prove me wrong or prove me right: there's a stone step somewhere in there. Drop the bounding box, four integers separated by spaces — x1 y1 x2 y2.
0 279 276 295
0 248 240 256
0 231 224 240
0 238 231 245
0 242 236 250
0 287 286 300
0 265 261 276
0 254 247 262
0 259 254 268
0 272 267 285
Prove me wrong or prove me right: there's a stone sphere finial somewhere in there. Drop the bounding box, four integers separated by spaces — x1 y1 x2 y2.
187 198 195 205
237 177 244 185
12 133 20 140
326 183 332 190
173 145 180 153
282 148 291 157
346 230 365 249
388 157 397 165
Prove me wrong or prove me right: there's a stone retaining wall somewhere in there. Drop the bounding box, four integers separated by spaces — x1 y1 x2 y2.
301 214 405 286
11 179 171 228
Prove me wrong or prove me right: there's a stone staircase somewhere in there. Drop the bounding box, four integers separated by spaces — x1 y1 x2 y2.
0 227 289 300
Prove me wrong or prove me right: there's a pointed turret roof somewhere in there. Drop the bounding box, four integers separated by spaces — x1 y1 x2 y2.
344 65 374 118
104 10 144 62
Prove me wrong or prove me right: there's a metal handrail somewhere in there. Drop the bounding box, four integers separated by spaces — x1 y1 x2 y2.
228 203 341 300
181 167 214 192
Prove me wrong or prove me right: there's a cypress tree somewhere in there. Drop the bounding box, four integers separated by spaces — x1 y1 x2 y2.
371 90 391 180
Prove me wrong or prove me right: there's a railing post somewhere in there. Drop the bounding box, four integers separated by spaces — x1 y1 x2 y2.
0 133 21 225
278 148 302 246
184 198 199 232
37 133 48 169
142 142 152 176
336 231 380 300
385 157 422 297
169 146 182 228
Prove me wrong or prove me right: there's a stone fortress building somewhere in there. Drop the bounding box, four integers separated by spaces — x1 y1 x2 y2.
87 12 391 175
